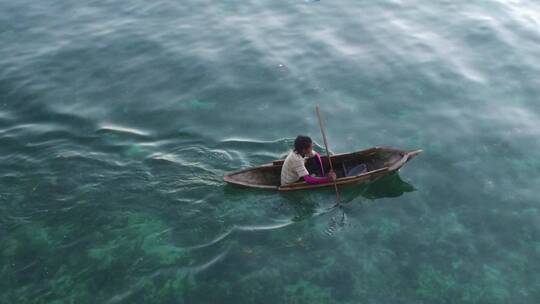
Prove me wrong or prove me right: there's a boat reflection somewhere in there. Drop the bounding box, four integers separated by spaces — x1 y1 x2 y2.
282 172 414 201
346 172 415 200
280 172 416 221
222 172 415 224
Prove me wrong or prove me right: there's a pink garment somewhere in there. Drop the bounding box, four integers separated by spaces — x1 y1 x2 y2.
303 174 331 185
302 152 329 184
315 152 325 175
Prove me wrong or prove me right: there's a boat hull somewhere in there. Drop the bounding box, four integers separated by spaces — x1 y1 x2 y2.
223 147 421 191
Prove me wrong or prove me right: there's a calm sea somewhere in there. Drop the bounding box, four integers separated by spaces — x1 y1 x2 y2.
1 0 540 303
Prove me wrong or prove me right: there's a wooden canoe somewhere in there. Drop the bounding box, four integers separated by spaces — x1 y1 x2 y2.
223 147 422 191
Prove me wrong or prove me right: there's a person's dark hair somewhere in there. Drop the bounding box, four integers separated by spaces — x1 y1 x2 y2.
294 135 312 154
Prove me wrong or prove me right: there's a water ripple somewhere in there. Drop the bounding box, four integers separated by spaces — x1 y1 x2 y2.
2 0 540 303
97 124 152 138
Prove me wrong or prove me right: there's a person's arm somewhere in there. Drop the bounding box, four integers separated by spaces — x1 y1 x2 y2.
303 174 331 185
292 154 335 185
302 170 337 185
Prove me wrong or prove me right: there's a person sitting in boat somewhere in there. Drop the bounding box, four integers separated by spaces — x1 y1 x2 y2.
280 135 337 185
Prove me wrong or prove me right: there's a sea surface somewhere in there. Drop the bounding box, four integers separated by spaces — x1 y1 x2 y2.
1 0 540 303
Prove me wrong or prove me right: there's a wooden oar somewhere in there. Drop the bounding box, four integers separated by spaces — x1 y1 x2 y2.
316 105 340 205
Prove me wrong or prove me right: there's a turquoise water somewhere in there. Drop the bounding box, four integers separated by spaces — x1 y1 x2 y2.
2 0 540 302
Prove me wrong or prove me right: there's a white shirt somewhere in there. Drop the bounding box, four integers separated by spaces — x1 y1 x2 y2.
280 150 314 185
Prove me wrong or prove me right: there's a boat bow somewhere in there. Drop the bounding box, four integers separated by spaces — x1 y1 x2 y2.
388 149 423 171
